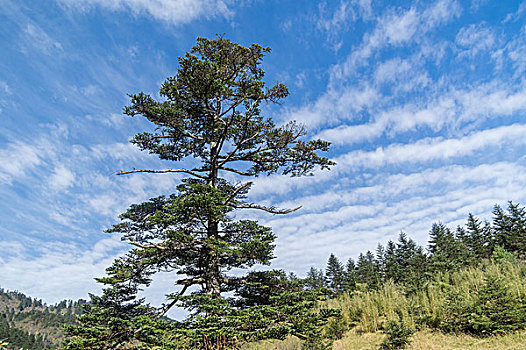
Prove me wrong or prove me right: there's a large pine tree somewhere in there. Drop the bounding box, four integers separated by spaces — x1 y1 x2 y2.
65 37 333 349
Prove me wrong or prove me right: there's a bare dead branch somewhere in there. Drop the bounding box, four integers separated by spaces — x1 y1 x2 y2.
129 240 166 250
232 203 302 214
218 166 253 176
116 169 207 180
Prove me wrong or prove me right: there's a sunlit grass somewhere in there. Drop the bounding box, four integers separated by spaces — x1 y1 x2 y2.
244 329 526 349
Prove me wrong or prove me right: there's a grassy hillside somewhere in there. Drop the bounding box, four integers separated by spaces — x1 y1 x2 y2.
0 289 84 350
245 257 526 349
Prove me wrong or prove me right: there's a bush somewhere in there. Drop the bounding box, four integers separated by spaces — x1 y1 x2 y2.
324 313 347 340
441 272 526 335
380 320 415 349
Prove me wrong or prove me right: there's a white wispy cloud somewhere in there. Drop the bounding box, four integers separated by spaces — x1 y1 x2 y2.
249 123 526 199
57 0 234 25
48 165 76 191
282 82 381 128
336 123 526 169
316 0 361 50
330 0 461 81
0 142 44 185
23 23 63 55
455 23 496 57
276 162 526 215
316 81 526 145
503 1 526 23
0 236 126 303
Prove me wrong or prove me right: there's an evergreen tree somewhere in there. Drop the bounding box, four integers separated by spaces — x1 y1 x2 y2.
493 202 526 257
428 223 462 273
305 267 325 290
325 254 345 293
355 251 380 289
383 240 398 282
343 258 357 292
465 213 492 260
394 232 427 289
507 202 526 257
64 37 333 349
454 225 474 265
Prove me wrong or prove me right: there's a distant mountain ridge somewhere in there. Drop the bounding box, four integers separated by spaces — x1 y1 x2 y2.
0 288 85 350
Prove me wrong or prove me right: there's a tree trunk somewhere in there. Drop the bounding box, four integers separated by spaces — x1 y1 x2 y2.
205 140 221 296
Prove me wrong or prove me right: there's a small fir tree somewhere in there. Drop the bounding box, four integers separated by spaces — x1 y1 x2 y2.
325 254 345 294
466 213 492 260
383 240 398 282
305 267 326 290
493 202 526 257
394 232 427 289
428 223 462 273
343 258 357 292
355 251 380 290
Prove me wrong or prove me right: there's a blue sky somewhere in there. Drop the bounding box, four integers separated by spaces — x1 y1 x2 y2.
0 0 525 305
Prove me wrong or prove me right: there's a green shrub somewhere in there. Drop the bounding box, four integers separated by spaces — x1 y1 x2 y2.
324 313 347 340
441 273 526 335
379 320 415 349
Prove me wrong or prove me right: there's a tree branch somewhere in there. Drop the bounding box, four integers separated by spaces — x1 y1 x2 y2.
218 131 260 168
222 182 252 205
157 285 188 318
219 98 245 118
116 169 207 180
218 166 253 176
129 240 166 250
232 203 302 214
157 277 205 318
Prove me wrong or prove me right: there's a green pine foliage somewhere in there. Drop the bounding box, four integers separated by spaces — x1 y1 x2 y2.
305 268 325 290
493 202 526 257
343 258 357 292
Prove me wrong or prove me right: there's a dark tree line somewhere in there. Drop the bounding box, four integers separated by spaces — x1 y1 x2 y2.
310 202 526 294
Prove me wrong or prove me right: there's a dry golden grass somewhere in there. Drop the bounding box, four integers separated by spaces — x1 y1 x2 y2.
406 330 526 350
244 329 526 350
242 336 302 350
